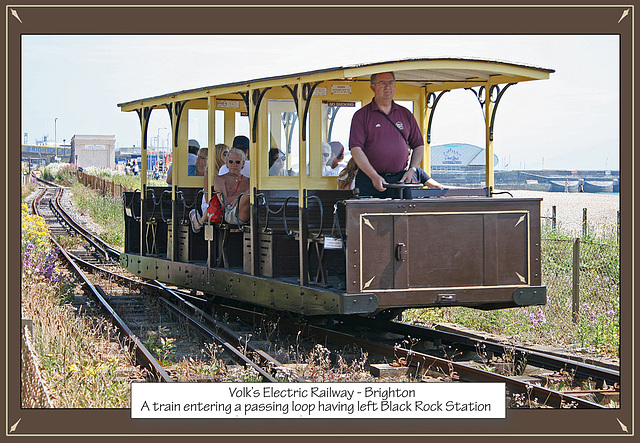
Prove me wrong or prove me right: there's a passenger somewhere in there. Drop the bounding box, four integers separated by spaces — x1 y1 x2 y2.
214 143 230 174
196 144 228 222
329 141 347 174
348 72 424 197
166 139 201 184
321 143 337 176
269 148 288 176
189 147 208 176
215 148 250 225
412 166 444 189
218 135 250 178
189 148 249 232
337 158 358 190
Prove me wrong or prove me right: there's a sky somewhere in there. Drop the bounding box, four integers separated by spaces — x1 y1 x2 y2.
21 34 620 171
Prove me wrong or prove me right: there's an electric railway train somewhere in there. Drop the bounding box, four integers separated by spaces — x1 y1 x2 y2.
119 57 553 318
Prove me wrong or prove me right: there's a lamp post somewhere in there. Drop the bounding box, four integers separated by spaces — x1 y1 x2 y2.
157 127 167 149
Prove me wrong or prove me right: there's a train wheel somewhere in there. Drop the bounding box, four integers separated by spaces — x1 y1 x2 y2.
375 308 404 322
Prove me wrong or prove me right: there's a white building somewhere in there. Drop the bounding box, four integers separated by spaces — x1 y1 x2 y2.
70 135 116 169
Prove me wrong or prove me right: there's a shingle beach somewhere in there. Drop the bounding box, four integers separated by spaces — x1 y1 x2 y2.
494 189 620 236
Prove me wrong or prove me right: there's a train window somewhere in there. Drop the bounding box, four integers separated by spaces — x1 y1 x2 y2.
214 110 225 144
396 100 414 114
188 109 208 147
234 111 249 142
321 101 362 171
268 99 301 176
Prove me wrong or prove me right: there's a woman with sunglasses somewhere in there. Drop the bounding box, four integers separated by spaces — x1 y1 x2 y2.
214 143 230 174
190 147 250 232
268 148 288 176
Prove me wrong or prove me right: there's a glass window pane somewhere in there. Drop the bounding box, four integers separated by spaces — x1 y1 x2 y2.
322 102 361 176
268 99 298 176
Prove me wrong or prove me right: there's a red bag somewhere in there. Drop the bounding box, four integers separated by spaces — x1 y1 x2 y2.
206 196 224 224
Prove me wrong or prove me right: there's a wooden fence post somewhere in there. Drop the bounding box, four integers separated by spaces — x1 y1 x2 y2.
572 237 580 324
552 205 556 230
582 208 588 238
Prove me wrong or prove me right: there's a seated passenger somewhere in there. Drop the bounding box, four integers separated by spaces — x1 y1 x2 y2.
215 148 250 225
196 143 230 219
166 139 202 184
188 147 208 176
323 141 347 176
189 148 249 232
412 166 444 189
269 148 290 176
338 158 358 190
218 135 250 177
214 143 230 174
321 142 339 176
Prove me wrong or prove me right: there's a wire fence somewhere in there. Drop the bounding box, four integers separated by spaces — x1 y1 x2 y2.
541 233 619 324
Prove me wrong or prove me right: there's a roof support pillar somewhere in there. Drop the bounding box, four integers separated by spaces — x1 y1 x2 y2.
136 106 154 256
247 89 258 276
484 90 496 192
468 83 515 194
296 82 309 287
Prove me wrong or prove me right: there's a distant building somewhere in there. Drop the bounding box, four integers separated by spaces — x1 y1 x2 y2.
71 135 116 169
21 144 71 165
431 143 498 172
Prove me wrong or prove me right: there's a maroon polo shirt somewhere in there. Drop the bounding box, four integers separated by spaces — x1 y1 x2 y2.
349 100 424 174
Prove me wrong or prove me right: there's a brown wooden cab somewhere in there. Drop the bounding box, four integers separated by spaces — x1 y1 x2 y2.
345 197 546 311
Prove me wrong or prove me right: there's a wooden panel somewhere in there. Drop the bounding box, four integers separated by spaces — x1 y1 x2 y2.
359 215 395 290
407 213 484 287
495 212 529 284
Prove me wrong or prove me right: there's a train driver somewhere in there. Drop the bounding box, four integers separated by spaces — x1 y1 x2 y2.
348 72 424 198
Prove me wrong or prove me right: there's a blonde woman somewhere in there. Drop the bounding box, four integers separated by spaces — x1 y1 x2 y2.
214 143 230 174
192 144 228 232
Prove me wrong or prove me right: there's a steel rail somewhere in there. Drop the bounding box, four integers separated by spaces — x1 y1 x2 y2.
153 281 303 383
32 186 174 382
301 323 606 409
152 291 277 382
211 305 605 408
349 317 620 386
49 184 121 261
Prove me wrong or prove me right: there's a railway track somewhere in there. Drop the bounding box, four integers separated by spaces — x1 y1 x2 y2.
30 181 292 383
212 304 615 408
27 178 618 408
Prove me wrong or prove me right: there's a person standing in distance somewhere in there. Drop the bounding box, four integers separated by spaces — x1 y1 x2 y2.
348 72 424 197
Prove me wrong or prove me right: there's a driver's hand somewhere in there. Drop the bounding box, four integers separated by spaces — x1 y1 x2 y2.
372 174 387 192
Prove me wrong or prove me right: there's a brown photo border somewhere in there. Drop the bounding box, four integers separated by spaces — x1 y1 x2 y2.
4 2 634 441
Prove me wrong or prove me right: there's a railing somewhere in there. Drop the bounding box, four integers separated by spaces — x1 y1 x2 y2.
75 170 134 199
